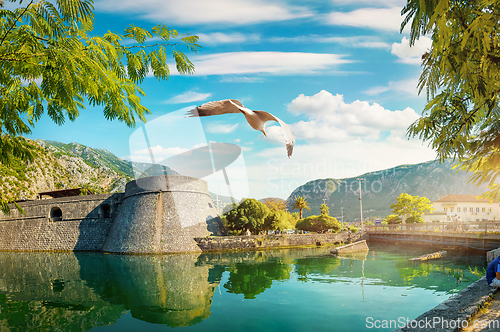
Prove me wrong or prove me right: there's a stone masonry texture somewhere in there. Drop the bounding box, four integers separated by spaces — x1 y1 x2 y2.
0 175 355 254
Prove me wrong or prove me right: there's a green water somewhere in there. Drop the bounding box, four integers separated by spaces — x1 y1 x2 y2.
0 243 487 331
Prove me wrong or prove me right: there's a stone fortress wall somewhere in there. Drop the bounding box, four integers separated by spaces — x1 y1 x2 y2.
0 193 119 251
0 174 353 254
0 175 226 254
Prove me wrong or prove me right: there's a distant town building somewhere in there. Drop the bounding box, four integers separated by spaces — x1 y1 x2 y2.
422 194 500 222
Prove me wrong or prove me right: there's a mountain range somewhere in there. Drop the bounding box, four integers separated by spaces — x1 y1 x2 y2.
285 160 491 222
0 139 236 207
0 139 177 202
0 139 490 222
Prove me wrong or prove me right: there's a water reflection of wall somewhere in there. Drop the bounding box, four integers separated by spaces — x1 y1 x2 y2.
78 253 222 327
0 252 224 330
0 252 125 331
0 246 487 331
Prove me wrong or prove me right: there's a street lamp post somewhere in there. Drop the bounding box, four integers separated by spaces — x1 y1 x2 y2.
357 178 364 231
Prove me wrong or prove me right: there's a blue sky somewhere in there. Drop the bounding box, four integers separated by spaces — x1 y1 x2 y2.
27 0 437 199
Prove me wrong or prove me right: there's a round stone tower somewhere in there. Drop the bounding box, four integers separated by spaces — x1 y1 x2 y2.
102 175 227 254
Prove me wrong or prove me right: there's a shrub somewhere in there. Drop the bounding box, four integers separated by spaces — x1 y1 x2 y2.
406 216 425 223
296 215 341 233
384 214 401 224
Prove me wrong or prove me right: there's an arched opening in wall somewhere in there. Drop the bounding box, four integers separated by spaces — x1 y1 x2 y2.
50 207 62 222
98 204 112 219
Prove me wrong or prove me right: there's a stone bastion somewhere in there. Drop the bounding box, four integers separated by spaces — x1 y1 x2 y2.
0 175 227 254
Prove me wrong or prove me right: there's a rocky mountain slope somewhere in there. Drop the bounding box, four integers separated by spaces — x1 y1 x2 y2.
286 160 491 222
0 139 179 202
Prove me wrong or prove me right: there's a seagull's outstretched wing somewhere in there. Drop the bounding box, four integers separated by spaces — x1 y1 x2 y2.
186 99 244 117
186 99 295 158
254 110 295 158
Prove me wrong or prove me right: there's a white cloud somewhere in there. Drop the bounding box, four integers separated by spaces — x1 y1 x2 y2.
170 52 353 76
280 90 420 142
163 91 212 104
246 90 435 199
364 77 419 96
197 32 260 45
219 76 264 83
319 37 390 49
330 0 406 6
206 122 239 134
391 36 432 64
270 35 390 49
248 136 436 198
94 0 311 25
326 7 404 32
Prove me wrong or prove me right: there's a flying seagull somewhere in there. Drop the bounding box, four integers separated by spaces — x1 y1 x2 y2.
187 99 294 158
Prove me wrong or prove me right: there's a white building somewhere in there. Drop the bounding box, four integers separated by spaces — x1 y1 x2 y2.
422 194 500 222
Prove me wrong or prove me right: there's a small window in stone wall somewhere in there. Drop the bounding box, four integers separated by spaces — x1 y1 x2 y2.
208 203 213 208
50 207 63 222
98 204 112 219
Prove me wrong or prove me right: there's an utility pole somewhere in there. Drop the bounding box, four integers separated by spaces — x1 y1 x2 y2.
341 207 344 224
357 178 364 231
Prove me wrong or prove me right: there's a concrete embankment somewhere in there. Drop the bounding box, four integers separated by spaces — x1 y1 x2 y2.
392 277 498 332
194 232 367 252
330 240 369 255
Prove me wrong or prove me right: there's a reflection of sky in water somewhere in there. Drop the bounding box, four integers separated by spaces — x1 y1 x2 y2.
0 243 487 332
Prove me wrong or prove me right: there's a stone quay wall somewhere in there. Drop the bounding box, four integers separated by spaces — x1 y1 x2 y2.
194 232 355 252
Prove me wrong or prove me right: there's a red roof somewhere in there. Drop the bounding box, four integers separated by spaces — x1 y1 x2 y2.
434 194 497 203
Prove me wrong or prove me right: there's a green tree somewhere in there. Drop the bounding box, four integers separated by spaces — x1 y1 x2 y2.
295 215 341 234
390 193 433 223
263 211 294 232
0 0 199 214
401 0 500 201
292 196 311 219
320 203 329 216
262 198 287 212
224 198 270 235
